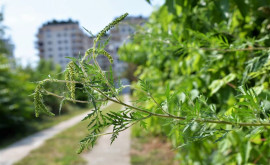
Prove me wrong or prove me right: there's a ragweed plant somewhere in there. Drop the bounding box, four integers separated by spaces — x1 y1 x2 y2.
34 82 55 117
65 61 76 102
34 13 270 154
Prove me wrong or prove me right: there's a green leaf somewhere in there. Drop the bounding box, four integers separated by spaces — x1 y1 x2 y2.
209 73 236 95
215 132 229 143
223 73 236 83
82 26 94 37
209 80 223 95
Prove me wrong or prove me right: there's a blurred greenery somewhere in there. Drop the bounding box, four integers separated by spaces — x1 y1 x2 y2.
119 0 270 164
0 13 34 143
0 55 90 148
0 12 89 148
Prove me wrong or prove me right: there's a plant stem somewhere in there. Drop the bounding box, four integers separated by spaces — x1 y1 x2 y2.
41 78 270 127
148 93 171 116
99 96 270 127
44 89 107 103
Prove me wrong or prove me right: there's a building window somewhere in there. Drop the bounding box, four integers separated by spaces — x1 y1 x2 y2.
64 40 68 43
71 34 76 38
58 47 62 51
58 40 62 44
49 54 53 58
57 33 61 37
59 54 63 57
47 41 52 45
48 48 53 51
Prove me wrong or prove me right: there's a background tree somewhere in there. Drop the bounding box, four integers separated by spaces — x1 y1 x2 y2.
0 11 35 140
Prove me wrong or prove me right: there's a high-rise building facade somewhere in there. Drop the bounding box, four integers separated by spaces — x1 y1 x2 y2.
108 16 146 77
36 19 93 68
36 16 146 75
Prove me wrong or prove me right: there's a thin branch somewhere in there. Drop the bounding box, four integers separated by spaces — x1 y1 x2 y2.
148 93 171 116
199 47 270 52
44 89 107 103
87 114 152 138
92 54 122 102
41 70 270 127
42 79 81 84
102 96 270 127
227 83 236 89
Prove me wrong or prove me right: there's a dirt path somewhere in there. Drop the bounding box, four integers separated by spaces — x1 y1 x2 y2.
82 95 131 165
0 102 112 165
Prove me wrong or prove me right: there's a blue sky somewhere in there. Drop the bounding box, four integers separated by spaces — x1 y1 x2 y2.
0 0 163 66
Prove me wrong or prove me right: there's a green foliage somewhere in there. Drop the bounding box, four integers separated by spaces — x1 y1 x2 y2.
0 57 71 145
118 0 270 164
0 12 36 141
0 10 88 147
0 53 35 138
36 2 270 164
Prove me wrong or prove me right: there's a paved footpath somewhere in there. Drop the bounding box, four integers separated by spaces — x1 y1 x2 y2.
82 95 131 165
0 102 112 165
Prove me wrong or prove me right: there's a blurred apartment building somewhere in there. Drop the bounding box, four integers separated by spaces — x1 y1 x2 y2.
108 16 146 93
36 19 93 68
36 16 146 75
106 16 146 77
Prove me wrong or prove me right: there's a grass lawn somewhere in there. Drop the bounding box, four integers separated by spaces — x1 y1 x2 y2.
15 102 123 165
0 105 89 149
